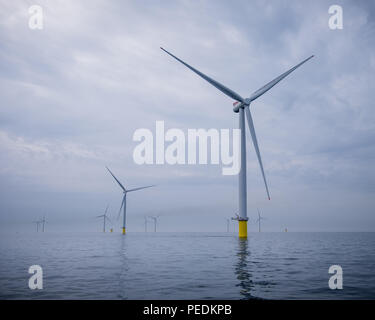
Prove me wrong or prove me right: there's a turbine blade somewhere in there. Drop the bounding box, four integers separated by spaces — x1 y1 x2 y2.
127 185 155 192
117 195 125 220
160 47 244 103
106 166 126 191
249 55 314 101
245 106 271 200
96 215 105 218
105 204 109 214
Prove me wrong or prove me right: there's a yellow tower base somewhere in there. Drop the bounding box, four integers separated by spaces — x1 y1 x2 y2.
122 227 126 235
239 220 247 238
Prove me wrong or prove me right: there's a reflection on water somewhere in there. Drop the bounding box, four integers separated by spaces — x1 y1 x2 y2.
118 235 129 299
234 238 253 299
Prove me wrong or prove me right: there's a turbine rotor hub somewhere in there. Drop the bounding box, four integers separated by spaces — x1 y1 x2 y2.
233 99 250 113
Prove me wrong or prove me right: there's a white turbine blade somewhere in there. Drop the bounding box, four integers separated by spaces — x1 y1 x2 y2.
127 185 155 192
117 195 125 220
96 215 105 218
106 166 126 191
249 55 314 101
104 204 109 214
160 47 244 103
245 106 271 200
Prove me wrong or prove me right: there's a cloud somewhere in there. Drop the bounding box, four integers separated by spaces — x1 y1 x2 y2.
0 0 374 231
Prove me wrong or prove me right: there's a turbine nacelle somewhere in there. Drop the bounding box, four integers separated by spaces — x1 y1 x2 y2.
232 101 243 113
233 99 251 113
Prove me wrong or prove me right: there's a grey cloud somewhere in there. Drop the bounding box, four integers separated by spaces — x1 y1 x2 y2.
0 0 374 232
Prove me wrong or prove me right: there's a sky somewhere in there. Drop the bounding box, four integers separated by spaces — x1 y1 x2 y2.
0 0 374 232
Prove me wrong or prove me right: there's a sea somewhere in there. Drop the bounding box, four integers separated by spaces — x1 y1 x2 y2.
0 232 374 299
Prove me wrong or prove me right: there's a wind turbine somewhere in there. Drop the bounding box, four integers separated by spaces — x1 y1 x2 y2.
106 167 155 234
96 205 111 232
148 215 159 232
256 208 266 233
33 220 41 232
226 218 230 232
40 216 46 232
144 216 148 232
161 47 314 238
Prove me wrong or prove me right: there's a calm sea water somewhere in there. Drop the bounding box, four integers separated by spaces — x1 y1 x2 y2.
0 232 374 299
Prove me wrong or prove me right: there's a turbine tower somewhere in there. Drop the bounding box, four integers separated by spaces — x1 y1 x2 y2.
106 167 155 234
149 216 159 232
256 208 266 233
144 216 148 232
96 205 111 232
33 220 41 232
161 47 313 238
40 216 46 232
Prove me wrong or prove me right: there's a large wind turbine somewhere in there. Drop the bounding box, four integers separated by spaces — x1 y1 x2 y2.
161 47 313 238
96 205 111 232
106 167 155 234
256 208 266 233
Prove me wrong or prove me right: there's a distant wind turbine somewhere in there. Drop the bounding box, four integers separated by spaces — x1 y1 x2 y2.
144 216 148 232
148 216 159 232
231 213 240 232
40 216 46 232
161 47 314 238
106 167 155 234
226 218 230 232
256 208 266 233
96 205 111 233
33 220 41 232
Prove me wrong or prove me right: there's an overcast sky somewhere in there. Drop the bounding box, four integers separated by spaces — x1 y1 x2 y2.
0 0 374 232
